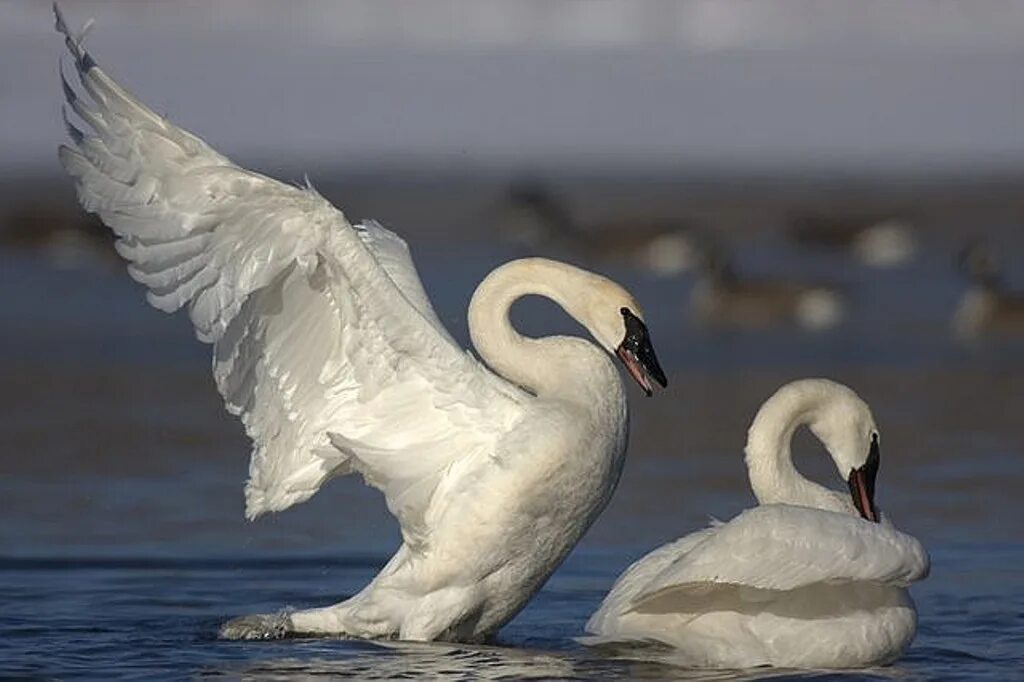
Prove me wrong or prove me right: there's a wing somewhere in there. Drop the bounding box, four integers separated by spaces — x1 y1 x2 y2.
629 505 929 613
55 7 528 544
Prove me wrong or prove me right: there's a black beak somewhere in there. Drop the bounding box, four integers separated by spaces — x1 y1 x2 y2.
848 434 880 523
616 308 668 397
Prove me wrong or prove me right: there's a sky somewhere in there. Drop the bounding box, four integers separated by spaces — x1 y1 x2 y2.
3 0 1024 179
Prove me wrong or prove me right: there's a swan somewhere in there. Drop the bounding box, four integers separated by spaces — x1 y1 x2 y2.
953 239 1024 339
585 379 929 669
496 181 698 277
53 6 667 642
691 241 846 332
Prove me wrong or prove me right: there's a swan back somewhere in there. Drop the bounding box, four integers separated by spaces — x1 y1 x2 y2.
626 505 928 614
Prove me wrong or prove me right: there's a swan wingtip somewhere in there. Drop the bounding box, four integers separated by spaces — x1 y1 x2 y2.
53 2 97 72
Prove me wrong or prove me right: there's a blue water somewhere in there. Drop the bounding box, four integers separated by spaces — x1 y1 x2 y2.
1 547 1022 679
3 201 1024 679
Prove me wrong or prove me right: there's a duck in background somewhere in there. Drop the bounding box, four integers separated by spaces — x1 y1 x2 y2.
953 239 1024 339
585 379 928 669
690 238 846 332
495 181 698 277
788 212 917 268
0 200 117 270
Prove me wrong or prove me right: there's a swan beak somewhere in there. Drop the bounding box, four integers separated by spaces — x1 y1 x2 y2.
616 311 668 396
847 437 881 523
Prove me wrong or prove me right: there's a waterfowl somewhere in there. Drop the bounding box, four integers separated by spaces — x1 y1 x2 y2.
585 379 928 669
953 239 1024 339
54 5 667 643
690 242 846 332
498 182 698 277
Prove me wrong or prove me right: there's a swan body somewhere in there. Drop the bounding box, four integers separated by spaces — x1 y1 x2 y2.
586 379 929 669
54 6 666 643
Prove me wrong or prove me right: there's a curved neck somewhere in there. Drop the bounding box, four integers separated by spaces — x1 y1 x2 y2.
467 258 620 401
744 383 848 513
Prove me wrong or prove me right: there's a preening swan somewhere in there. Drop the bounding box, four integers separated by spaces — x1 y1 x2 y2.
585 379 928 669
54 6 666 642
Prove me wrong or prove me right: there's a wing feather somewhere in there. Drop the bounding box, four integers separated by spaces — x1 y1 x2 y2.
55 6 527 542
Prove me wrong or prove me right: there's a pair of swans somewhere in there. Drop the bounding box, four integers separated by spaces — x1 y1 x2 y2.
55 6 925 668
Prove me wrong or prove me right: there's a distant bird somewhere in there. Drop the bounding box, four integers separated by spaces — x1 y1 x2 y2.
788 214 917 268
585 379 929 669
690 240 846 332
0 202 115 269
496 182 698 277
55 5 666 643
953 239 1024 339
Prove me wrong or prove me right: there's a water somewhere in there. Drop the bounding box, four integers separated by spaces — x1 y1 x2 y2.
2 546 1021 680
3 182 1024 679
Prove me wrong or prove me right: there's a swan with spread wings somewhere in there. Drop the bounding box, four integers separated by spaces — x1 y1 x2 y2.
54 5 666 642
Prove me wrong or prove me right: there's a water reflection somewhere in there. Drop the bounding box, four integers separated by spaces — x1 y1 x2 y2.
220 641 579 680
214 639 809 681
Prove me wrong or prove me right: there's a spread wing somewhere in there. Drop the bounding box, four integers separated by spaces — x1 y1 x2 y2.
55 6 527 545
626 505 929 614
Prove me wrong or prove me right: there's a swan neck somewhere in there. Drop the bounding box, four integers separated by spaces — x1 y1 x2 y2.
467 258 617 399
744 386 836 509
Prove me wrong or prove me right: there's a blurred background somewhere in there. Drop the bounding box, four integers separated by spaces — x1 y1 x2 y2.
2 0 1023 678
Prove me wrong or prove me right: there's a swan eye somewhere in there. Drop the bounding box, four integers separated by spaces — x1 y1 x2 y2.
620 307 629 316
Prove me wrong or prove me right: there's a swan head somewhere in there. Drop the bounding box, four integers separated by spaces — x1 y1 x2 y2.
579 282 667 396
469 257 667 396
613 307 668 396
805 384 881 522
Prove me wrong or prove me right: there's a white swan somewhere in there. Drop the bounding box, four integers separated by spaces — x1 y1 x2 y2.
53 6 667 642
585 379 929 669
